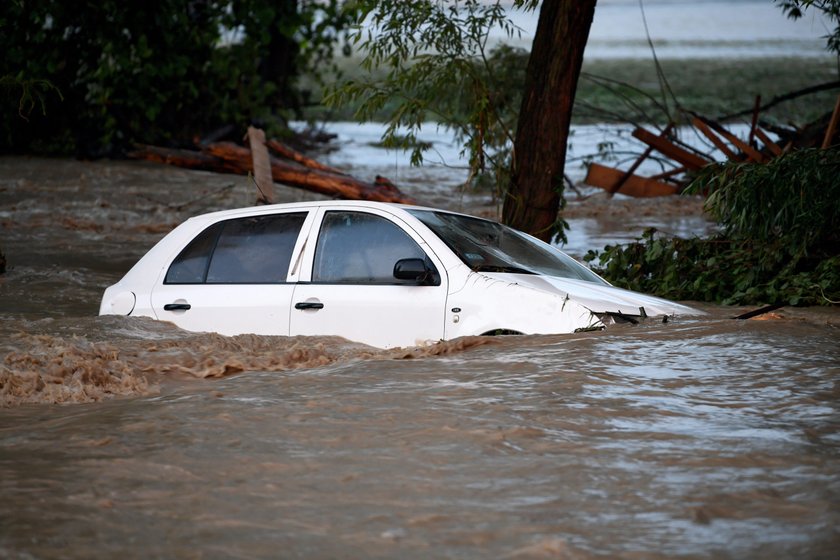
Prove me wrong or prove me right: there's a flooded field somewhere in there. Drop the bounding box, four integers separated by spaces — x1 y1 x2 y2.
1 155 838 558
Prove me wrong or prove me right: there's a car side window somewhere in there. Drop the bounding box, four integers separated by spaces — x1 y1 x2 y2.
164 223 223 284
312 211 428 284
165 213 306 284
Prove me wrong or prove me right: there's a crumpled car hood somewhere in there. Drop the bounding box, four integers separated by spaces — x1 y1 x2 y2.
484 273 704 317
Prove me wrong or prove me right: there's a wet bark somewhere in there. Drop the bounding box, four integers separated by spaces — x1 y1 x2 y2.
128 142 415 204
502 0 597 241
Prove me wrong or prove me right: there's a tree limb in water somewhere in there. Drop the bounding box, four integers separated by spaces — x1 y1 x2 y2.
128 142 416 204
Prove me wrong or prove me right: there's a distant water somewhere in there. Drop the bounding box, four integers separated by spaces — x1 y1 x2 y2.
494 0 834 58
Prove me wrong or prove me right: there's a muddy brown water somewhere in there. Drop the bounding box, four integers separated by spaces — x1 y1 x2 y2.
1 156 838 558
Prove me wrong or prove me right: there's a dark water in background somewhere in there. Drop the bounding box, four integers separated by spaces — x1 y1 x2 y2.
1 157 839 558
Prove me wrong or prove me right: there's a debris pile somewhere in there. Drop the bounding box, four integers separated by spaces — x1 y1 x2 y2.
128 128 415 205
584 94 840 197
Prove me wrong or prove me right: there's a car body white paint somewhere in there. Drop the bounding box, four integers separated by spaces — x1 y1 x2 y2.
100 201 703 348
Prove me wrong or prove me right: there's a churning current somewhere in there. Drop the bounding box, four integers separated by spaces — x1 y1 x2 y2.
1 156 838 558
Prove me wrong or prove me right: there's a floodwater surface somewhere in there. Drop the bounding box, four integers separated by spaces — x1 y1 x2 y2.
1 156 838 558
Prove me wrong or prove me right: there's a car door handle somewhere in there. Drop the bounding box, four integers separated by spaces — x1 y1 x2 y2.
295 302 324 310
163 303 192 311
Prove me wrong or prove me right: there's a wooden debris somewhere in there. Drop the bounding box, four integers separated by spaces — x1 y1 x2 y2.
584 163 678 197
606 124 675 197
128 140 416 205
631 127 710 170
821 94 840 149
691 117 739 160
753 128 784 156
246 126 275 204
748 94 761 147
265 139 348 176
586 85 839 199
648 167 686 181
695 117 766 162
733 303 785 320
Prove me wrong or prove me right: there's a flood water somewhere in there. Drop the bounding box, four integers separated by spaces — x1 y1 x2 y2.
1 155 839 558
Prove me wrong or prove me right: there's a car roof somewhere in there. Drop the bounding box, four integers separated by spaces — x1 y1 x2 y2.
184 200 476 223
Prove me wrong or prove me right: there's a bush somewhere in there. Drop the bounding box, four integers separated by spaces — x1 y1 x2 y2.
585 148 840 306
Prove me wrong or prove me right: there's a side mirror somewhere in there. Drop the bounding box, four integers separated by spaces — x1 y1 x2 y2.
393 258 433 284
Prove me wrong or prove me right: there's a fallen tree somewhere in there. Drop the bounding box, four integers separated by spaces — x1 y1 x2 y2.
128 137 416 204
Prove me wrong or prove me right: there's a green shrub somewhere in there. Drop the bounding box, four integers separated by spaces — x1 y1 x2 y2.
585 148 840 306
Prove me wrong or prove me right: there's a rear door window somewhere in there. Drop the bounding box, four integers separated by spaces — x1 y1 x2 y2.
165 213 307 284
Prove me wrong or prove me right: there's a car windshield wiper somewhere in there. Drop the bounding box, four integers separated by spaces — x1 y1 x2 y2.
473 265 535 274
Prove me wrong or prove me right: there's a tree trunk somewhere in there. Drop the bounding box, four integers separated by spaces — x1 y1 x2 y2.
502 0 597 241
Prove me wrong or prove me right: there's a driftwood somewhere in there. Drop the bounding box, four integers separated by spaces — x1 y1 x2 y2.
631 127 711 170
265 139 347 176
128 139 416 205
585 163 678 197
585 82 840 199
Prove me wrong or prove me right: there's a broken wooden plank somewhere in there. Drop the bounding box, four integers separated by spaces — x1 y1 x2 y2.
749 94 761 147
607 146 653 196
753 128 783 157
585 163 678 197
821 93 840 149
691 117 739 160
648 166 687 181
608 124 675 196
631 127 710 170
246 126 275 204
697 118 766 162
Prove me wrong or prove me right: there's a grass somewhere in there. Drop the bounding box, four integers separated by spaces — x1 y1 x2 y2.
576 57 840 126
303 55 840 127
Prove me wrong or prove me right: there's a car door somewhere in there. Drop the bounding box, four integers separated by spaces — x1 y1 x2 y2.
289 208 448 348
150 210 311 336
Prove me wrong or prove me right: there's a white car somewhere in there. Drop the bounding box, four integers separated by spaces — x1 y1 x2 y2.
100 201 701 348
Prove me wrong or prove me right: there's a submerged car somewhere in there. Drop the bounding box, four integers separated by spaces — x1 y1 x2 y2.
100 201 701 348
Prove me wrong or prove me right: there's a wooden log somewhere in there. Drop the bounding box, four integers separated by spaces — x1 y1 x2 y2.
631 128 710 170
247 126 275 204
265 139 348 176
584 163 678 197
202 142 416 204
128 143 416 204
128 144 250 174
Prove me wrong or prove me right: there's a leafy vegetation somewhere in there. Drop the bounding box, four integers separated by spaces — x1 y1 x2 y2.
585 148 840 306
325 0 535 189
776 0 840 53
0 0 356 155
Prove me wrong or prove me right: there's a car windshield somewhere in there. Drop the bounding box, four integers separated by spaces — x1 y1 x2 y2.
407 210 608 284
